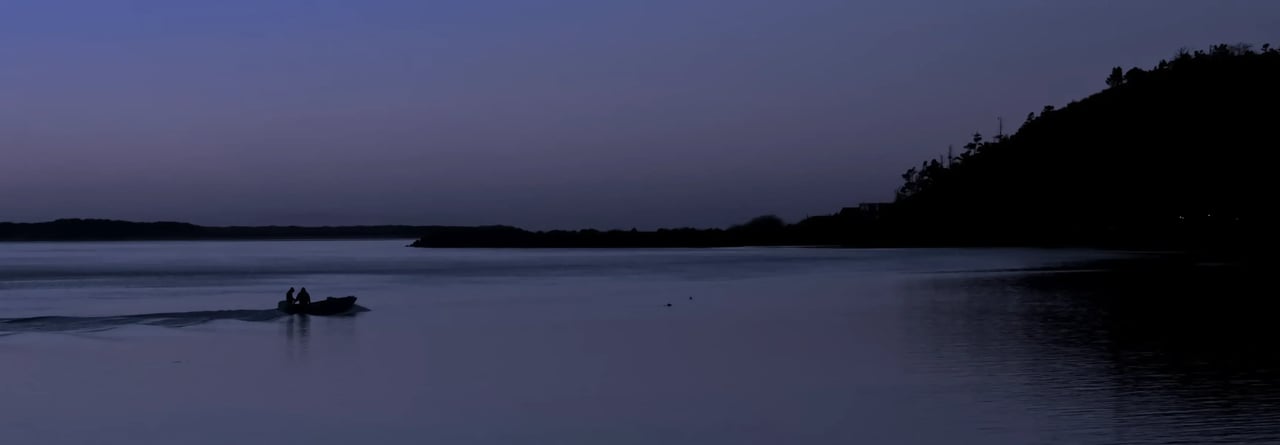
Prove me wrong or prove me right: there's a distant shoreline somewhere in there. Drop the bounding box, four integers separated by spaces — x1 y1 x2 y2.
0 219 1255 263
0 219 443 242
0 237 421 243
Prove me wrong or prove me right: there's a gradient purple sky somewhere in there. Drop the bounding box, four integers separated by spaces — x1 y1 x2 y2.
2 1 1277 229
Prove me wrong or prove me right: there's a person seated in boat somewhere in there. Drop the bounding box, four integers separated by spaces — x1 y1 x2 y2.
285 287 296 306
296 287 312 308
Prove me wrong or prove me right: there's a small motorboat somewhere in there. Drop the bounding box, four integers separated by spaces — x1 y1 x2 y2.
277 296 359 316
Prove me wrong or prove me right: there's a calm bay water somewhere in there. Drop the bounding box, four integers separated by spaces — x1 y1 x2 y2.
2 241 1277 444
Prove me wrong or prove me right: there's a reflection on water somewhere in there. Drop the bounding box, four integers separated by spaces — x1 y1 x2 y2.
285 314 310 361
908 257 1280 444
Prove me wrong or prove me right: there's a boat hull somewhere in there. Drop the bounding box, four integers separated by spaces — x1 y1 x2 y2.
278 296 358 316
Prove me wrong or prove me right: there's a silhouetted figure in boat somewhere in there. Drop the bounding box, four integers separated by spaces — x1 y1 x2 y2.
285 287 296 306
297 287 312 308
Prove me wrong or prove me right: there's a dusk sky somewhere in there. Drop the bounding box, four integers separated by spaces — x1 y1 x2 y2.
2 1 1277 229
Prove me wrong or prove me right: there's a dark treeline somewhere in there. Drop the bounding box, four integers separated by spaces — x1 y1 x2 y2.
407 207 903 248
412 215 802 248
12 44 1275 252
888 43 1280 253
415 43 1280 252
0 219 444 241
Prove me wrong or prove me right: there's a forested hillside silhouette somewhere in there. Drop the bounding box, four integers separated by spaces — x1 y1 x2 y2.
414 43 1280 250
889 43 1279 251
6 44 1273 253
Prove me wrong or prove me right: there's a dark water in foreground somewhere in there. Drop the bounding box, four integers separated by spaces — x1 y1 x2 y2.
1 241 1276 444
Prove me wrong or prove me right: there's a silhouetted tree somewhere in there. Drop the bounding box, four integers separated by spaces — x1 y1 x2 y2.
732 215 786 234
1106 66 1125 88
1124 67 1148 84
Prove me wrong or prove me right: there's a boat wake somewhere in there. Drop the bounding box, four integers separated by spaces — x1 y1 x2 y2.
0 309 290 334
